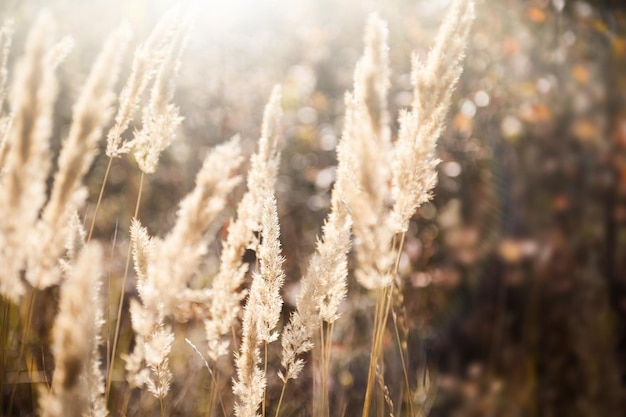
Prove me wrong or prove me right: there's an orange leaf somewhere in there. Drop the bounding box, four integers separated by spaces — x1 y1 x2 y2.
612 117 626 149
532 103 551 123
520 103 551 123
501 38 519 56
454 113 473 134
572 118 598 142
617 161 626 188
498 240 523 264
593 19 608 34
572 65 590 84
527 7 546 23
553 194 569 211
612 36 626 57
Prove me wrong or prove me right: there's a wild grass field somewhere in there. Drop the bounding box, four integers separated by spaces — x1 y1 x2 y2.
1 0 625 416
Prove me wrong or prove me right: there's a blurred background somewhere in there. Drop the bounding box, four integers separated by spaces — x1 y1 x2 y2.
2 0 626 415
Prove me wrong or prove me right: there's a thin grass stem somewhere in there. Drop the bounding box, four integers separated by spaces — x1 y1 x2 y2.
363 232 407 417
205 376 214 417
105 218 119 402
0 298 11 412
88 156 113 243
106 171 145 403
322 321 334 417
392 308 414 417
362 290 384 417
274 379 288 417
215 365 227 417
263 341 268 417
8 289 38 415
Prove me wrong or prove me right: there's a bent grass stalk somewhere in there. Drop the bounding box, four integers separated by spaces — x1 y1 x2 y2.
184 338 223 417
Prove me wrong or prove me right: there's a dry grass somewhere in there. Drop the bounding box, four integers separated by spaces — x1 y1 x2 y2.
0 1 473 416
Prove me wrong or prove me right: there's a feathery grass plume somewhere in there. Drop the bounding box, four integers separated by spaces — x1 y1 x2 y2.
276 91 356 390
359 13 390 141
278 108 354 384
391 0 475 233
124 225 172 399
358 3 474 415
0 12 66 302
234 193 285 417
0 116 12 171
340 92 395 290
132 20 189 174
278 194 352 383
375 364 394 417
338 14 396 290
64 218 107 417
87 282 108 417
233 300 264 417
0 18 13 113
58 210 87 275
125 137 243 399
204 85 283 361
353 12 392 211
253 193 286 344
124 219 154 389
0 19 14 172
27 23 131 290
106 8 179 158
40 242 104 417
46 36 74 69
131 217 153 288
154 136 243 315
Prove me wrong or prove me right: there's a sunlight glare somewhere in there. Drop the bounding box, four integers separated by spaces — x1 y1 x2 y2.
191 0 269 27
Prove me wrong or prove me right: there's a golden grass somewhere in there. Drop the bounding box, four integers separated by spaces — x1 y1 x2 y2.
0 1 473 416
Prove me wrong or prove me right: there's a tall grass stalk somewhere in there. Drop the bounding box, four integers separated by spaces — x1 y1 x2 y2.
0 11 59 302
362 234 405 417
105 14 187 403
40 242 104 417
29 22 128 290
276 173 352 417
0 299 9 411
356 1 474 415
104 218 120 397
391 295 414 417
204 86 283 362
93 9 179 274
105 170 144 403
234 192 285 417
2 14 72 413
125 136 243 408
319 321 335 417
